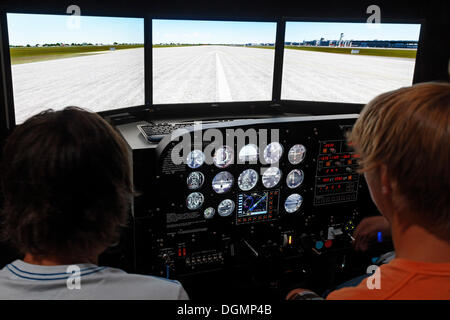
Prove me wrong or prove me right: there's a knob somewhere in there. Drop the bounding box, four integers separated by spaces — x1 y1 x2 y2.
315 241 324 250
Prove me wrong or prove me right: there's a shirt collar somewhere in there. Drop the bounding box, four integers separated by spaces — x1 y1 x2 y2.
6 259 105 280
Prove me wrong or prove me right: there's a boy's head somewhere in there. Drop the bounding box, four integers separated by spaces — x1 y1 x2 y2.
348 82 450 240
1 107 132 260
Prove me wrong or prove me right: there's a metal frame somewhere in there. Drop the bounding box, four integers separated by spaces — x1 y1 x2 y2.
144 15 152 107
0 11 15 130
271 19 285 104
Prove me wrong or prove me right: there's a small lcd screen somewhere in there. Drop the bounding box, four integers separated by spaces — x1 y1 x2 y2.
237 192 269 217
152 19 277 104
7 13 144 124
282 22 421 104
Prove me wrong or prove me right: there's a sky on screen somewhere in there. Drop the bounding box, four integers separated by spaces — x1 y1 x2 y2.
7 13 144 46
152 19 277 44
154 20 420 44
7 14 421 46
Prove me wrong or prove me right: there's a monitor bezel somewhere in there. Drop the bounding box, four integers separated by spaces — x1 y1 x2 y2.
279 16 426 109
149 17 280 109
1 11 149 127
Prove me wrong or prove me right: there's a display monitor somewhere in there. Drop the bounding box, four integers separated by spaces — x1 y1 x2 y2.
152 19 277 104
7 13 144 123
238 192 269 217
281 21 422 104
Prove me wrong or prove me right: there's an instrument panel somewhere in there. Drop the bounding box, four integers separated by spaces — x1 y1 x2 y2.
131 115 377 297
183 141 308 223
179 137 358 225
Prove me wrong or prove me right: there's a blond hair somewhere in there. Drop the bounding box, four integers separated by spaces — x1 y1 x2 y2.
348 82 450 238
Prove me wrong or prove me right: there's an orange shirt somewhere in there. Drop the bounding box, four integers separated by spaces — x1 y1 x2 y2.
327 258 450 300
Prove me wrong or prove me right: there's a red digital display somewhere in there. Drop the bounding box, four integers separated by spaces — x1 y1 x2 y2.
315 140 360 206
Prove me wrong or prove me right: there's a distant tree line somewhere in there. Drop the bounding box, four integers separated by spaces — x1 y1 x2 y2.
154 43 256 46
10 42 143 48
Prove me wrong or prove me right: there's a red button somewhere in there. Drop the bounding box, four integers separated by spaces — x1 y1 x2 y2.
325 240 332 248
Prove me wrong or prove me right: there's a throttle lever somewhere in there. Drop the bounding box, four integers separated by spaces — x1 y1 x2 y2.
242 239 259 258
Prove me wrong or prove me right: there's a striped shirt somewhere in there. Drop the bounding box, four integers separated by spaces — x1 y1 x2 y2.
0 260 189 300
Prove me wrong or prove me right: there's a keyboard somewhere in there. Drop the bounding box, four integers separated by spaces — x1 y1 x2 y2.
137 121 216 142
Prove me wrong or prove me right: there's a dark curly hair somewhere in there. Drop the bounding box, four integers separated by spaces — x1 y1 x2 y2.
0 107 132 260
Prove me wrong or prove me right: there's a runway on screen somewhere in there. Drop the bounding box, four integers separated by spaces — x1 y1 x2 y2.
11 46 415 123
11 48 145 123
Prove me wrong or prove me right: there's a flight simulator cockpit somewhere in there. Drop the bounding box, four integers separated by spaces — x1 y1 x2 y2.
0 0 447 303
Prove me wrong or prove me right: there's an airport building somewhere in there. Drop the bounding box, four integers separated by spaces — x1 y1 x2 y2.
286 36 418 49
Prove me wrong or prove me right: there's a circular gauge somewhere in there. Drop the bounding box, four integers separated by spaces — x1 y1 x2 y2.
186 150 205 169
262 167 282 188
204 207 215 219
288 144 307 165
186 192 204 210
286 169 304 189
218 199 235 217
237 169 259 191
238 144 259 163
212 171 234 194
263 142 283 164
284 194 303 213
187 171 205 190
213 145 234 168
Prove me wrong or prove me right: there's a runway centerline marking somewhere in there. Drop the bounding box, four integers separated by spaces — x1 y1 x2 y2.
215 52 232 102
